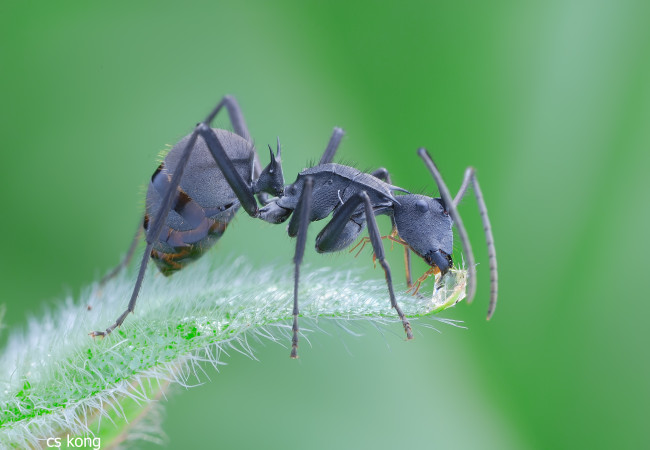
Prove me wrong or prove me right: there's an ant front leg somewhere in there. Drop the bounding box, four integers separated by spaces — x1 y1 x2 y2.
317 193 413 340
371 167 413 288
360 193 413 340
286 176 315 358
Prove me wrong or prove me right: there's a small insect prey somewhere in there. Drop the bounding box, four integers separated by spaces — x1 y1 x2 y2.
92 96 498 358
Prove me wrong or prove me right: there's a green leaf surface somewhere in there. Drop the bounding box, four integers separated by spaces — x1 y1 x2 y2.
0 258 465 448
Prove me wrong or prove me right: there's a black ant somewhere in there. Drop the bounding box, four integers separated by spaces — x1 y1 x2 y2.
91 96 498 358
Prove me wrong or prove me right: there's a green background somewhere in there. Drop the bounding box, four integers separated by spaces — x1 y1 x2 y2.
1 1 648 449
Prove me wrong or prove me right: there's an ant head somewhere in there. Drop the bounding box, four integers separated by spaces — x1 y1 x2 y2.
253 136 285 197
393 194 454 275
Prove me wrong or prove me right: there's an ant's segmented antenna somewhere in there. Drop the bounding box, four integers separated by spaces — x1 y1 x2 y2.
417 148 478 310
453 167 498 320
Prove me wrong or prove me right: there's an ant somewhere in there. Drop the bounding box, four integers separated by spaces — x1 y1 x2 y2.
91 96 498 358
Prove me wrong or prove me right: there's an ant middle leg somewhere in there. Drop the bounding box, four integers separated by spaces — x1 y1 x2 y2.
287 176 315 358
319 127 345 165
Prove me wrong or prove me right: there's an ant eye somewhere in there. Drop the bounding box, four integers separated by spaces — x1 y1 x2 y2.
416 199 428 213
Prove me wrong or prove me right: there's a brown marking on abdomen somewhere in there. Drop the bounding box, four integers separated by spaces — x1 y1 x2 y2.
150 218 230 276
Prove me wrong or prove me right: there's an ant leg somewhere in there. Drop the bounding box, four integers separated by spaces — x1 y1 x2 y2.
452 167 498 319
219 95 251 142
404 247 413 289
417 149 483 314
370 167 392 184
371 168 413 288
91 99 258 337
360 192 413 339
99 222 143 285
196 124 259 217
287 176 314 358
319 127 345 165
316 193 413 340
349 237 371 256
213 95 274 205
90 130 201 337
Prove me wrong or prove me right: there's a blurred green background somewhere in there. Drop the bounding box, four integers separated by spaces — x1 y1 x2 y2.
1 0 648 448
